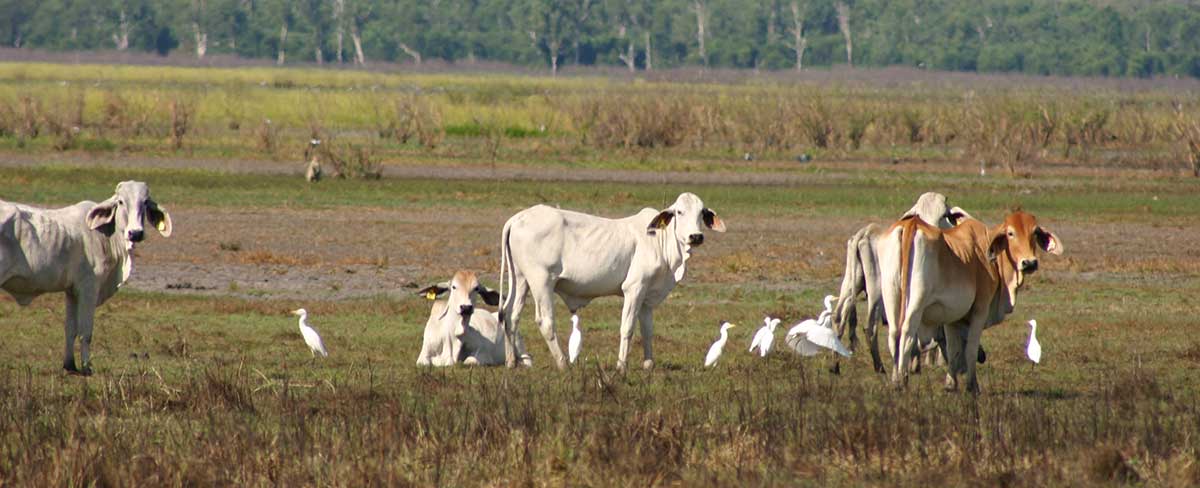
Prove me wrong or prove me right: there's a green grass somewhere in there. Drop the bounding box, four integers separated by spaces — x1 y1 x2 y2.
1 161 1199 485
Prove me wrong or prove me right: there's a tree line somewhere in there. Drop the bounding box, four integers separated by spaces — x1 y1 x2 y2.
3 0 1200 78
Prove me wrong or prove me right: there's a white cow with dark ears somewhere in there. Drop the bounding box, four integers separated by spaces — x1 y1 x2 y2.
498 192 725 371
0 181 172 375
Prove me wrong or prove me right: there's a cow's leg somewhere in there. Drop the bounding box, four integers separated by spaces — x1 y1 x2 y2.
637 305 655 370
867 299 886 374
941 323 965 391
527 278 566 370
62 293 79 374
962 318 986 394
892 310 921 388
615 292 643 373
502 276 529 368
74 293 97 376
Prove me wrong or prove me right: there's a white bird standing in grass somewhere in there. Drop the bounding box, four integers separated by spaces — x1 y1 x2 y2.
290 309 328 357
705 322 737 367
749 316 781 357
1027 319 1041 364
785 316 852 357
568 314 582 364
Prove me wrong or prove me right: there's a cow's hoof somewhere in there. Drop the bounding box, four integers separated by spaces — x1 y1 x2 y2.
66 367 93 377
520 355 533 367
828 362 841 375
615 361 627 373
943 376 958 391
642 359 654 371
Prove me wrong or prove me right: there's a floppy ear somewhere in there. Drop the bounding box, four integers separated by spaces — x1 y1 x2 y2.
987 229 1008 262
476 285 500 307
947 206 972 225
1035 227 1063 255
702 208 726 232
86 199 118 232
647 210 674 233
146 199 173 237
416 282 450 300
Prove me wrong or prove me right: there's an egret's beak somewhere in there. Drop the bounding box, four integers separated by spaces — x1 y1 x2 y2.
290 309 302 316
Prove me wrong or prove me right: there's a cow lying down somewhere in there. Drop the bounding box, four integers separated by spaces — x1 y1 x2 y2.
415 271 530 367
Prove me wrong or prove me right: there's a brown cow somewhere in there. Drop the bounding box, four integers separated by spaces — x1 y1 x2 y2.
879 210 1062 393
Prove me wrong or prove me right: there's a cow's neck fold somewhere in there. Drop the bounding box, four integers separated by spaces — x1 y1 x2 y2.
658 219 688 282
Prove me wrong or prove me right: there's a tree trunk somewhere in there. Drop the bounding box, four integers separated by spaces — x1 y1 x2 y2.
399 43 422 65
789 1 807 71
277 24 287 65
193 23 208 59
315 45 323 65
334 0 345 63
835 2 853 67
113 9 129 51
616 24 635 71
644 31 652 71
351 24 366 65
549 39 560 75
693 0 707 67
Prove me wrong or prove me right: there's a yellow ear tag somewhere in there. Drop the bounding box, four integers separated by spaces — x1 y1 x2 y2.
156 221 166 231
425 291 438 300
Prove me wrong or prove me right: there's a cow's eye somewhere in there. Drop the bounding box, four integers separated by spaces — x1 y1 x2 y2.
1007 230 1014 238
117 200 124 206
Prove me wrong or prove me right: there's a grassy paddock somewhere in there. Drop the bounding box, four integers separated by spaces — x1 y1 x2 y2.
2 62 1200 176
0 163 1198 485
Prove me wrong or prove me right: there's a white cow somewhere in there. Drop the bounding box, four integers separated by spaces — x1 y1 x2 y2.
415 271 529 366
498 192 725 370
1 181 172 375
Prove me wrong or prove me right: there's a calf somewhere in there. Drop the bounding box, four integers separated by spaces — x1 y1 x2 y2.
415 271 528 366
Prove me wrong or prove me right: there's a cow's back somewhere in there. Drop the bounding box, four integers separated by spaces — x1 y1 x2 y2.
506 205 642 299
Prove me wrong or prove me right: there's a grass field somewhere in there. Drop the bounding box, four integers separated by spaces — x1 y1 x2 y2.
2 64 1200 486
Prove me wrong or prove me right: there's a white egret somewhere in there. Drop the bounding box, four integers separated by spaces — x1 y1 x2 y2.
1027 319 1041 364
784 317 852 357
290 309 329 357
748 316 781 357
704 322 737 367
568 314 582 364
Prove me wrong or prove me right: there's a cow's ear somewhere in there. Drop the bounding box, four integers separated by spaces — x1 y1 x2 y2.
647 210 674 233
86 199 118 232
702 208 726 232
476 285 500 307
146 199 173 237
987 229 1008 262
1035 227 1063 255
417 283 450 300
947 206 972 226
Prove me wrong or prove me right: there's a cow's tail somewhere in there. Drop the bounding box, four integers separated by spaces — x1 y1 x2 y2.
497 217 518 359
895 217 919 358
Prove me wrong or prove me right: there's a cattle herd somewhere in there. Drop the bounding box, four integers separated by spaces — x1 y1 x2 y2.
0 182 1061 393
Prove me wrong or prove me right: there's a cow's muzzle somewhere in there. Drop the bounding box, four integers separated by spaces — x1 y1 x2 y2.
688 233 704 246
128 230 145 242
459 304 474 316
1020 259 1038 273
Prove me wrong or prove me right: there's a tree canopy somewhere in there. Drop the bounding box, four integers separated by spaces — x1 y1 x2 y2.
4 0 1200 78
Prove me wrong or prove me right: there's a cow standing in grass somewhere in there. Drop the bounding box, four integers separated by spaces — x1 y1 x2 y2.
498 192 725 371
1 181 172 375
879 210 1062 393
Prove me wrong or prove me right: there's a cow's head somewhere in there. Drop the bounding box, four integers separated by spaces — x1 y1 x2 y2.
647 192 725 250
417 271 500 334
86 181 173 250
989 210 1062 292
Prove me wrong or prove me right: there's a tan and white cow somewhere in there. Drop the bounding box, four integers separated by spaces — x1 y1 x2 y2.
879 210 1062 393
415 271 529 367
831 192 970 372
